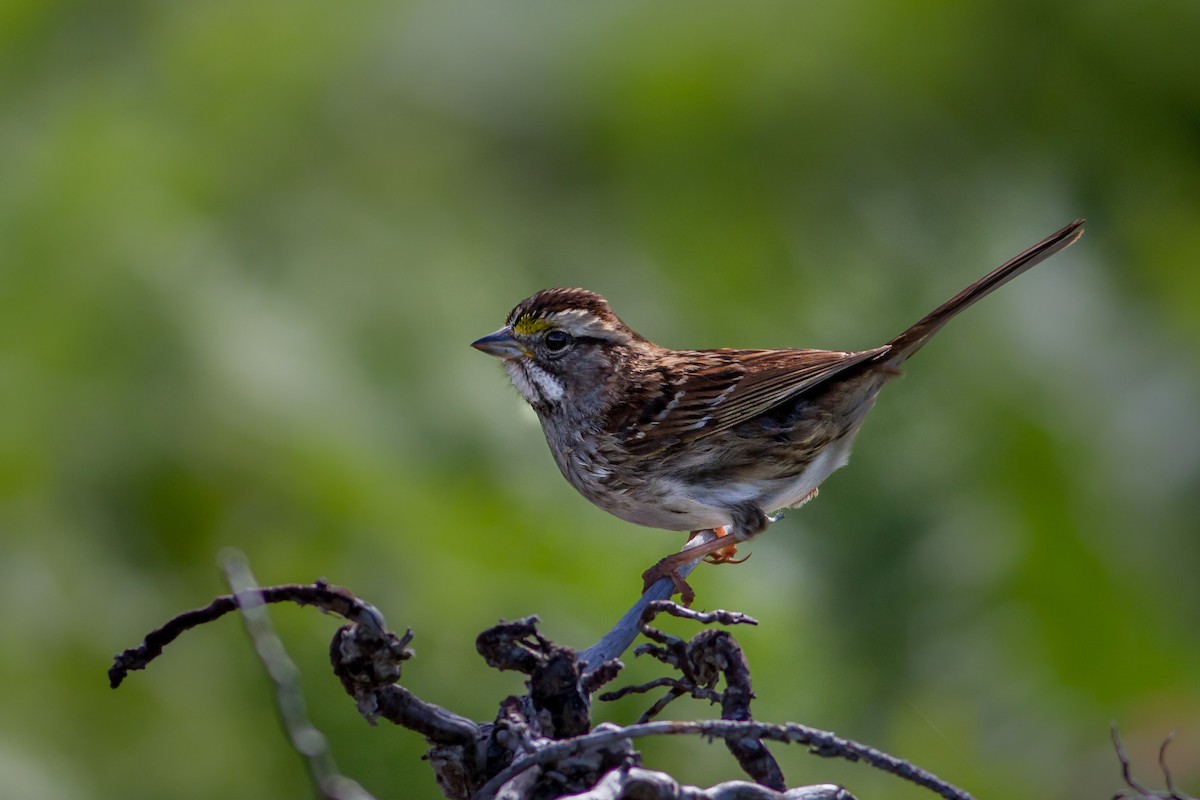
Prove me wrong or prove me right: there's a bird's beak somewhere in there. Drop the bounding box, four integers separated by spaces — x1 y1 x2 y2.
471 327 526 360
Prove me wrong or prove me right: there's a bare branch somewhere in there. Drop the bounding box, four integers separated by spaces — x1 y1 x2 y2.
1158 732 1184 800
1113 725 1156 799
638 685 693 724
111 561 990 800
476 616 551 674
580 659 624 696
109 577 385 688
109 562 484 751
1111 725 1196 800
559 766 854 800
601 677 702 705
473 719 973 800
642 603 760 631
605 601 781 789
578 531 720 669
328 623 482 746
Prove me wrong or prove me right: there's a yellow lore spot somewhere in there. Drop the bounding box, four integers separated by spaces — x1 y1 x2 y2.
512 317 552 335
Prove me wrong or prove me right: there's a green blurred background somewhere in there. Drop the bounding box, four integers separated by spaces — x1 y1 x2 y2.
2 1 1198 798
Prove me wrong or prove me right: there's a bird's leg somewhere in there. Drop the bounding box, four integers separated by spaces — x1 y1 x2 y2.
645 504 781 606
642 530 750 607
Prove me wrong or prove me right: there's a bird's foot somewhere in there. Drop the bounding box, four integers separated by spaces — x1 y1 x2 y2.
641 557 697 607
643 528 752 607
695 526 749 565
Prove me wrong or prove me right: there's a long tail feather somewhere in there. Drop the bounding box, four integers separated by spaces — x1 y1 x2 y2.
884 219 1085 364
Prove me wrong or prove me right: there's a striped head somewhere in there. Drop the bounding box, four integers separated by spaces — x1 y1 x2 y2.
472 288 643 411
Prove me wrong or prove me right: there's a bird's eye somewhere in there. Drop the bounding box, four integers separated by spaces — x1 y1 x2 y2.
544 329 574 353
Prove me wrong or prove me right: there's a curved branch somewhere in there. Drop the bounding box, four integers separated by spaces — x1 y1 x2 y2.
109 578 385 688
1111 725 1196 800
578 531 719 669
562 766 853 800
110 558 983 800
603 601 780 789
473 719 973 800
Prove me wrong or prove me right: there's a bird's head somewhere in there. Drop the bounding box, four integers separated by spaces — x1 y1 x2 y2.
471 288 643 412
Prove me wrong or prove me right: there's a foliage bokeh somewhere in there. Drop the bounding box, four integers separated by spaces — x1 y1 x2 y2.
2 2 1198 799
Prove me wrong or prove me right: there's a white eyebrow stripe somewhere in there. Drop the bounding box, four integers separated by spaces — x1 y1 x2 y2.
543 309 632 342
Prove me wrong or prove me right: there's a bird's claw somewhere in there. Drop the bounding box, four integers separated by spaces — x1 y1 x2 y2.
641 560 696 607
704 548 751 565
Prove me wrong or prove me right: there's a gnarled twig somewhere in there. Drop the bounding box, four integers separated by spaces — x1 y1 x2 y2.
109 575 385 688
112 555 980 800
473 718 973 800
1111 725 1195 800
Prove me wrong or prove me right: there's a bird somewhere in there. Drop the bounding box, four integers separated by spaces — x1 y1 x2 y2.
472 220 1085 604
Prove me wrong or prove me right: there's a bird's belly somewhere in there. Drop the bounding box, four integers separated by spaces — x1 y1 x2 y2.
546 408 864 534
543 427 723 532
594 429 861 533
593 479 736 532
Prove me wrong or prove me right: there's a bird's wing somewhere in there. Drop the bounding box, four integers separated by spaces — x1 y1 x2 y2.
613 346 889 454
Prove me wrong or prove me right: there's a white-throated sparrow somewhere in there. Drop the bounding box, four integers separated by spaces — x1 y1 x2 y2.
473 220 1084 603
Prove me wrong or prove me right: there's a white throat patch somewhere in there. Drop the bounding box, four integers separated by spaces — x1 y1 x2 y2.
505 360 564 406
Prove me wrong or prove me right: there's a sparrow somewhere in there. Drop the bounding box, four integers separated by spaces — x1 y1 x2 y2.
472 220 1085 603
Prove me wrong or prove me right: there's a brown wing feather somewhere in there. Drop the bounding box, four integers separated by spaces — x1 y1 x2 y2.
616 346 888 454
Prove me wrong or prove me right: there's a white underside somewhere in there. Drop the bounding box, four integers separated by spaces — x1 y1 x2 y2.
608 432 858 534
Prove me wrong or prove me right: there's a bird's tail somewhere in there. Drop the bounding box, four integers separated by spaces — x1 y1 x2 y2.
883 219 1085 365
